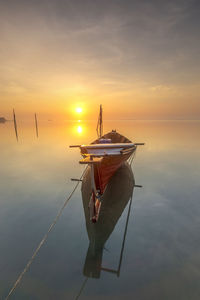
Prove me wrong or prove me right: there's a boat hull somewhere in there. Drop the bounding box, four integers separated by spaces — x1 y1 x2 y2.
79 130 136 222
94 151 135 195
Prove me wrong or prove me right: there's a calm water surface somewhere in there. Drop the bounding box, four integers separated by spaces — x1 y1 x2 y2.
0 120 200 300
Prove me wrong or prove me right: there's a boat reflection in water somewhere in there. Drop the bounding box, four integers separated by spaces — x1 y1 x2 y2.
81 162 135 279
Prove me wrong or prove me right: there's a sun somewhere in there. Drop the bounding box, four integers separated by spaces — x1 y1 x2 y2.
76 107 82 114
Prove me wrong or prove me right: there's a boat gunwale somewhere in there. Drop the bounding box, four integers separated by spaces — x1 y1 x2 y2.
80 143 135 150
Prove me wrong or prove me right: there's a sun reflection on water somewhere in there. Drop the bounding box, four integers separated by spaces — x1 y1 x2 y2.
77 125 83 134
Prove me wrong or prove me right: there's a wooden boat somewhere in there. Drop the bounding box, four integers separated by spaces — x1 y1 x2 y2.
70 105 144 222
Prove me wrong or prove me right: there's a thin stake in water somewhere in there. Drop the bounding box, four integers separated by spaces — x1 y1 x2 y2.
13 109 18 141
34 113 38 137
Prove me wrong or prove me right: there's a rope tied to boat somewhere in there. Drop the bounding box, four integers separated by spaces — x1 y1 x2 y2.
128 146 137 165
5 167 87 300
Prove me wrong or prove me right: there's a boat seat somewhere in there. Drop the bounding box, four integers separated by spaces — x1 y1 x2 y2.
99 138 112 144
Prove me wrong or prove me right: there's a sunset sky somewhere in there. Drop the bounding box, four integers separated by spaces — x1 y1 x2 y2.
1 0 200 120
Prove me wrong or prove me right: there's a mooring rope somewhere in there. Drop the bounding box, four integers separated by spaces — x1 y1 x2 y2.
75 277 88 300
5 167 87 300
128 146 137 166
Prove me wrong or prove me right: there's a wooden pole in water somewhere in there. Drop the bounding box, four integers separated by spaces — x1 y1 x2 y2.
13 109 18 141
96 104 103 138
34 113 38 137
99 104 103 137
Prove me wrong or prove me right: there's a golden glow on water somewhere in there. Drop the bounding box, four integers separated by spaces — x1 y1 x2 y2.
2 120 200 151
77 125 83 134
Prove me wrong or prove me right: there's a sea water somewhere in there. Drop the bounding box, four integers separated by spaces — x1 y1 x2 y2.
0 120 200 299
